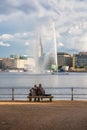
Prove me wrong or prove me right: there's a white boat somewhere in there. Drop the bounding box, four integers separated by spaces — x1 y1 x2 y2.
5 69 24 72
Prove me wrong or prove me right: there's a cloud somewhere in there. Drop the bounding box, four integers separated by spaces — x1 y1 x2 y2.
68 22 87 35
76 34 87 51
14 32 34 39
58 42 64 47
0 34 13 40
0 0 87 57
0 41 10 47
25 40 35 46
25 41 30 46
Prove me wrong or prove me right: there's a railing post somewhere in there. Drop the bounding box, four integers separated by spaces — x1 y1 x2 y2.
12 88 14 101
71 88 73 101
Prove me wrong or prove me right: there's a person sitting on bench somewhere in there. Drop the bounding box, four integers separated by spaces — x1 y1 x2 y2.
29 85 37 101
37 84 45 96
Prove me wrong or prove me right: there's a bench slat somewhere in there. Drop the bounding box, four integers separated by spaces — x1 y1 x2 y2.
27 96 53 102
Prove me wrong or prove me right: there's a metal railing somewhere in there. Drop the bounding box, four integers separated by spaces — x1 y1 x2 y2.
0 87 87 101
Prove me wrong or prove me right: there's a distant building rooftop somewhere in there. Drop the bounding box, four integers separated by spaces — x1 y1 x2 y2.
79 52 87 55
57 52 70 56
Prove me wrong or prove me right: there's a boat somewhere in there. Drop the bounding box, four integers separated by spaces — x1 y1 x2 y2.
5 69 24 72
51 71 69 75
52 68 69 75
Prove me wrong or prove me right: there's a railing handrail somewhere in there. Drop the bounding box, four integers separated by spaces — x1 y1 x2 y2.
0 87 87 101
0 87 87 89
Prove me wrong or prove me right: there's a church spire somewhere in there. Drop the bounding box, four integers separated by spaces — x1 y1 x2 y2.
38 36 43 57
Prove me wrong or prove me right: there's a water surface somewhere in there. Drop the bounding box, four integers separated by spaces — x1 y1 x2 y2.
0 72 87 88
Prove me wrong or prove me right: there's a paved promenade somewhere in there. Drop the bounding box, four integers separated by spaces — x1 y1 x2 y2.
0 101 87 130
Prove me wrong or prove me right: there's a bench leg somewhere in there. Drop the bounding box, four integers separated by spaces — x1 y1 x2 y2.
41 98 43 101
34 98 36 102
37 98 40 102
29 98 32 102
50 98 52 102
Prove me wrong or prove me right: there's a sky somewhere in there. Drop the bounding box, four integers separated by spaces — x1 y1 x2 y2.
0 0 87 57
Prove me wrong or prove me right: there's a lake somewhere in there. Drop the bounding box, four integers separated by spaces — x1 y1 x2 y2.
0 72 87 100
0 72 87 88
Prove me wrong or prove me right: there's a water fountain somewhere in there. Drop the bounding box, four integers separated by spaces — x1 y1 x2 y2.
33 22 58 74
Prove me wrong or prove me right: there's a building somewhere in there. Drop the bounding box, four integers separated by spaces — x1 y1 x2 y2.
74 52 87 68
0 59 3 70
1 57 35 71
2 58 16 69
57 52 72 67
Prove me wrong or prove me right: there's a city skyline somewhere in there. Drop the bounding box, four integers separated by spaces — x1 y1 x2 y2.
0 0 87 57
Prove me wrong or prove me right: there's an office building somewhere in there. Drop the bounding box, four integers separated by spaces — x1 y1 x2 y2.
57 52 72 67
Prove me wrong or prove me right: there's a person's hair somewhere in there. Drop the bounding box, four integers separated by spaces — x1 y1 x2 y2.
39 84 42 87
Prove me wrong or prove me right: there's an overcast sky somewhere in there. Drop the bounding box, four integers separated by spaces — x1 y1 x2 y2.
0 0 87 57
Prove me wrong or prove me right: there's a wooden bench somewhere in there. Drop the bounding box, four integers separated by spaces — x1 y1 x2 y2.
27 95 54 102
